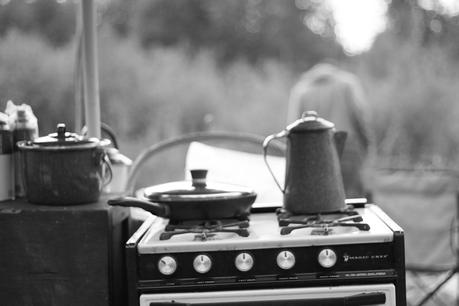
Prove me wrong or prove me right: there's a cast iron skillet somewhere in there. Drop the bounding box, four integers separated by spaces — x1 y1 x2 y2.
107 169 257 221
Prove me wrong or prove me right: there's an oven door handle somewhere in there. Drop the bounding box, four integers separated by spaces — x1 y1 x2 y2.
344 292 387 305
149 291 387 306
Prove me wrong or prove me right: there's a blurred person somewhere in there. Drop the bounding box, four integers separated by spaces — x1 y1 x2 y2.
287 63 372 198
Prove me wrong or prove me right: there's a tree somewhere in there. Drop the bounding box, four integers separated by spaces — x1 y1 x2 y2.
104 0 343 66
0 0 76 47
387 0 459 54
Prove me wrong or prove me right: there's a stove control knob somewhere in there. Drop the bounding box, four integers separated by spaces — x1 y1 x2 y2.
235 252 254 272
193 254 212 274
318 248 337 268
276 250 295 270
157 256 177 275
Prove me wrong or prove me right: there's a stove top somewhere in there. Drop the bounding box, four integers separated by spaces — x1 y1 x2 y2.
138 204 396 254
277 207 370 235
160 218 250 241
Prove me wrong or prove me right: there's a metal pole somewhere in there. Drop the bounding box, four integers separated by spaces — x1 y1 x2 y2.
74 2 83 133
81 0 101 138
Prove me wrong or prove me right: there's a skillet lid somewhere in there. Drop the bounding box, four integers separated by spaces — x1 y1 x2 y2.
143 169 256 202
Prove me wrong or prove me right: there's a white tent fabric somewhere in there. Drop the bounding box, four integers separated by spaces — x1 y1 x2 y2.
185 142 285 205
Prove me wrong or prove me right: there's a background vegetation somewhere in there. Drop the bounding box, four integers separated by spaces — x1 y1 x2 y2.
1 0 459 174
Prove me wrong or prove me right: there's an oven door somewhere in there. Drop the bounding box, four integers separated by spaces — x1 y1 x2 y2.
140 284 396 306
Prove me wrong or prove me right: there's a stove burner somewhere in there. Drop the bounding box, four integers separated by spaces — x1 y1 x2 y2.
277 208 370 235
310 226 335 236
160 219 250 240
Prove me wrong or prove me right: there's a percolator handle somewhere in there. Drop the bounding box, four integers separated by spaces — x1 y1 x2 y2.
262 130 287 194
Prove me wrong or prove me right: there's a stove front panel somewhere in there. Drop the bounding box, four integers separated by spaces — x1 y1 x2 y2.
137 242 397 290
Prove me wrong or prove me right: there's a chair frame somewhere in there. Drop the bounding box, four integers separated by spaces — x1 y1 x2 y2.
414 193 459 306
124 131 286 195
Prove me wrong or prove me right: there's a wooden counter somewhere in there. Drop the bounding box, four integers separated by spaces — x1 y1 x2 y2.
0 197 131 306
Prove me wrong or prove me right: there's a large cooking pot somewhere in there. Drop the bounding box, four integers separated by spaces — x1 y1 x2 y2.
108 169 257 221
17 123 112 205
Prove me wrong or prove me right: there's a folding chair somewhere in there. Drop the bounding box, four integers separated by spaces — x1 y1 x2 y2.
371 168 459 306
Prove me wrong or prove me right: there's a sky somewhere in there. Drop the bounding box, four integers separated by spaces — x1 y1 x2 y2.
328 0 389 55
328 0 459 55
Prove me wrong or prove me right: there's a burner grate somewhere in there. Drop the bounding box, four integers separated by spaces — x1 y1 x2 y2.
160 219 250 241
277 208 370 235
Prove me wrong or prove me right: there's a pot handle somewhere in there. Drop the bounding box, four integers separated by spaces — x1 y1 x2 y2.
100 152 113 190
263 130 287 194
107 196 170 218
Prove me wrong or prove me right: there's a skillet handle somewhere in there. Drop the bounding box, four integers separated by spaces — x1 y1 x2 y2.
107 196 170 218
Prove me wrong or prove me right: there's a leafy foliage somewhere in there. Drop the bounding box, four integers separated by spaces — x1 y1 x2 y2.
355 3 459 168
0 0 343 67
1 0 459 170
0 31 74 133
0 0 75 46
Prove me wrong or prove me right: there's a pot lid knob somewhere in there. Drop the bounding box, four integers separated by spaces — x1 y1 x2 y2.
302 110 318 119
56 123 67 141
190 169 208 188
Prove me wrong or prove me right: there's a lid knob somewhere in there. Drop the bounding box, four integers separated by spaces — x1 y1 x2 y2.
56 123 67 141
302 110 318 119
288 110 334 132
190 169 208 188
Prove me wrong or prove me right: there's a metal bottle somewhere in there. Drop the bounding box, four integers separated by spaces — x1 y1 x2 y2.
9 106 39 197
103 148 132 195
0 113 14 201
263 111 347 214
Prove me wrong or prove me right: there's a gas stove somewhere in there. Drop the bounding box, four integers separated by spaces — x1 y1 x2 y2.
126 201 406 305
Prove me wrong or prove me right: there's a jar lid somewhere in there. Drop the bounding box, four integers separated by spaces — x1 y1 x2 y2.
287 110 334 133
18 123 110 150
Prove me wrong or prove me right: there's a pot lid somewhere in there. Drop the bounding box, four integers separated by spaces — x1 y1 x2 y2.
143 169 256 203
287 110 334 133
19 123 109 150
